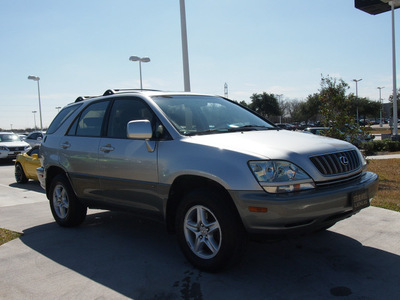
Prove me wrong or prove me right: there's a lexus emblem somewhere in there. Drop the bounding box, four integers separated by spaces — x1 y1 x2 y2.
339 156 349 166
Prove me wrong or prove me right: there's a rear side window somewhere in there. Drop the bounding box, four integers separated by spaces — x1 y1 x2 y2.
67 101 109 137
46 104 82 134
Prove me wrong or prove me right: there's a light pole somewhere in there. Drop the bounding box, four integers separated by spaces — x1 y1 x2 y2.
180 0 191 92
32 111 37 130
56 106 61 113
377 87 385 127
353 78 362 125
28 76 43 132
389 0 399 137
355 0 400 138
129 56 150 89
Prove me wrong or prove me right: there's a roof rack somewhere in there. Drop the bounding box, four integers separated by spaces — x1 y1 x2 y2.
103 89 160 96
74 96 97 103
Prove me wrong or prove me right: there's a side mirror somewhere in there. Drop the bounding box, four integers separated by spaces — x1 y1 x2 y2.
127 120 152 139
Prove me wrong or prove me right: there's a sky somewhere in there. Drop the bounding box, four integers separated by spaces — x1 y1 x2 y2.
1 0 399 130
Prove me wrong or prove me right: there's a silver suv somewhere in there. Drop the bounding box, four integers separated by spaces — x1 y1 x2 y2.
38 89 379 272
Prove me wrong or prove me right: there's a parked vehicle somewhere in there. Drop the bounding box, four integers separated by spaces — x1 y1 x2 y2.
37 89 379 272
303 126 374 146
15 145 41 183
303 127 329 135
275 123 296 131
0 132 31 161
25 131 45 147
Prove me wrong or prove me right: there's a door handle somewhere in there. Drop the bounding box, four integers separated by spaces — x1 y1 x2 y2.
100 144 115 153
61 142 71 149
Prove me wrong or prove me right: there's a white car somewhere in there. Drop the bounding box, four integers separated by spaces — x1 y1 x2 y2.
0 132 31 161
25 131 45 147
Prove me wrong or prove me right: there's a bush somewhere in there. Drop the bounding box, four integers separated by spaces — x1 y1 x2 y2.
360 140 400 155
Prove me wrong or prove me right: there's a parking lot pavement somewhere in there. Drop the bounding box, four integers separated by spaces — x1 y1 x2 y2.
1 163 400 299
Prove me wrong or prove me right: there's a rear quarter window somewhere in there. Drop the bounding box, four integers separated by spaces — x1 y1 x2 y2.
46 104 82 134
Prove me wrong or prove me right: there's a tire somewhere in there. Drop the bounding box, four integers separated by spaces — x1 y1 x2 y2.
49 174 87 227
15 163 28 184
176 188 247 272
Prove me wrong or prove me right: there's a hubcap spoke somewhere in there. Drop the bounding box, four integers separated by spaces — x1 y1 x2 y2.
53 185 69 219
184 205 222 259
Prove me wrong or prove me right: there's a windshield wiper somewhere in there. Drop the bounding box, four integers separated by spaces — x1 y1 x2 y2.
186 129 228 136
227 125 275 132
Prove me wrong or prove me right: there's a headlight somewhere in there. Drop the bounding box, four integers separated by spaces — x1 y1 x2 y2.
249 160 315 193
0 146 9 151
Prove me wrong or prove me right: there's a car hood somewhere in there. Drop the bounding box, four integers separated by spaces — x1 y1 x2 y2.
0 141 30 147
185 129 356 161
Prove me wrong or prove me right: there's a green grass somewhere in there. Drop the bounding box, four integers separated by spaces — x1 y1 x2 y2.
367 158 400 212
0 228 22 246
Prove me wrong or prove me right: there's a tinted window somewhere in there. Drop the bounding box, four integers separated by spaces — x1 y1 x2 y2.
68 101 109 137
46 104 82 134
107 98 155 139
31 147 40 156
27 133 39 139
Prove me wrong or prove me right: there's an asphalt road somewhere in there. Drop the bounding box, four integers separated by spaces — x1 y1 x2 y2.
0 161 399 300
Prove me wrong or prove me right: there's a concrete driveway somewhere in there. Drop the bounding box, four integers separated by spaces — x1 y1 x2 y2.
0 162 399 300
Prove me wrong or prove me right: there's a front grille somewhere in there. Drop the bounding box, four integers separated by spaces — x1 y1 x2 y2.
310 150 361 176
8 147 26 151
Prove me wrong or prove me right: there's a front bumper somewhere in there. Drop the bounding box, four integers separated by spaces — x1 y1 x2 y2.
230 171 379 236
36 167 45 190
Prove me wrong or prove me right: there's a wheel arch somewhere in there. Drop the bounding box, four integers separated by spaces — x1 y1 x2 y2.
45 166 69 199
165 175 241 233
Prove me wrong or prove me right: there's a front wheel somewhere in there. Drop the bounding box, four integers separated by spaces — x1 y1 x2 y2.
49 174 87 227
176 188 247 272
15 163 28 184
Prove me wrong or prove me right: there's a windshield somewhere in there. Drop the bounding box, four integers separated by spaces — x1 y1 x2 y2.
152 95 275 136
0 133 20 142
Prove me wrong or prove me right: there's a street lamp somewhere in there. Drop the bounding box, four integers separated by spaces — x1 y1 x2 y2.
355 0 400 138
353 78 362 125
129 56 150 89
180 0 191 92
377 87 385 127
32 111 37 130
55 106 61 113
28 75 43 132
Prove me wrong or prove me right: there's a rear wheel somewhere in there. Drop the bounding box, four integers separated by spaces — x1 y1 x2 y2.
176 188 247 272
49 174 87 227
15 163 28 184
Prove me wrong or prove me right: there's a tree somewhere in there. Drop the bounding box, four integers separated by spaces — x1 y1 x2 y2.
285 99 303 122
298 93 321 123
238 100 249 107
249 92 281 118
388 89 400 118
318 75 360 143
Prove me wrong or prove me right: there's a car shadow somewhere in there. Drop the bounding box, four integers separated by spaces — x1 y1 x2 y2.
19 210 400 299
0 159 15 166
9 181 45 194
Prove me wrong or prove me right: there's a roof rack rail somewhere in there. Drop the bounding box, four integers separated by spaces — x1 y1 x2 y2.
75 96 98 103
103 89 160 96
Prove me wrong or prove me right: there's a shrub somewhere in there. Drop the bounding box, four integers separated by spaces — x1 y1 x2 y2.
360 140 400 155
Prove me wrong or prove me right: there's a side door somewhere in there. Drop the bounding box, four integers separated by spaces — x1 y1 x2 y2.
25 147 40 177
59 100 110 200
98 97 161 218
